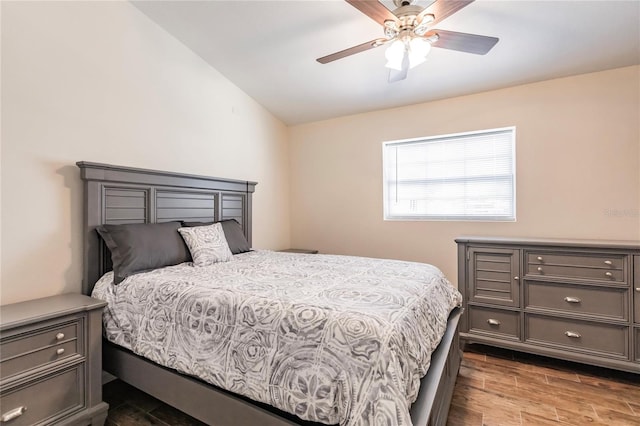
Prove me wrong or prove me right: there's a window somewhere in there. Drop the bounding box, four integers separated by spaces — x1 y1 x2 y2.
383 127 516 221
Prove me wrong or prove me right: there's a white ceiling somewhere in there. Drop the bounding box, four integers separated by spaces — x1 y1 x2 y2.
132 0 640 125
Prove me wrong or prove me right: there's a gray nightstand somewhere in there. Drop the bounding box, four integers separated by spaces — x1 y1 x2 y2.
0 294 109 425
278 249 319 254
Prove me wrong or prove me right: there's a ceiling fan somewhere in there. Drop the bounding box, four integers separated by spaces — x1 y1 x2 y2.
317 0 499 82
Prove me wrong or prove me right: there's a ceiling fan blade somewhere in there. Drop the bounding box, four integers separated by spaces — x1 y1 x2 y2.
426 29 498 55
418 0 474 27
317 38 386 64
346 0 398 26
388 50 409 83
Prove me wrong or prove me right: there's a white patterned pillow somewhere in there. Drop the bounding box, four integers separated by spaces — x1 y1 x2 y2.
178 223 233 266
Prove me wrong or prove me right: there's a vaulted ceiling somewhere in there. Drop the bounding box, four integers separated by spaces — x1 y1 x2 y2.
132 1 640 125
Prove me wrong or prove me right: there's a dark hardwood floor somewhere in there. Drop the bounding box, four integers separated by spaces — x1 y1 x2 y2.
103 379 206 426
103 345 639 426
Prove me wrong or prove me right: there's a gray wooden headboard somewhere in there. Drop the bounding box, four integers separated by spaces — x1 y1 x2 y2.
77 161 257 295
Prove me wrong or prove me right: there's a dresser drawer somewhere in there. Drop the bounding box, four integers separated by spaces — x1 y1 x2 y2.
0 364 84 425
468 306 520 340
635 290 640 325
634 256 639 324
525 281 629 321
525 314 628 358
526 252 626 283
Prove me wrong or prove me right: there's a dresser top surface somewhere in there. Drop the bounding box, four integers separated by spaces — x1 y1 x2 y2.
0 294 106 331
455 236 640 250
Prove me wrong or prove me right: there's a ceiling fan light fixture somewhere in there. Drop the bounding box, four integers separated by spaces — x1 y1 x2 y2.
408 37 431 68
384 39 406 70
385 36 431 71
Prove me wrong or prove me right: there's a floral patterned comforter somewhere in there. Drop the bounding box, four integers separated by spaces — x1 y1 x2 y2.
93 250 462 426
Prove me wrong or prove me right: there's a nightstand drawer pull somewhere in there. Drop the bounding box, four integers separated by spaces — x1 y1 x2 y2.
55 332 65 340
487 319 501 326
537 256 543 261
636 288 640 292
56 348 65 355
564 296 581 303
604 272 613 277
1 406 27 422
565 331 581 338
604 260 612 265
537 267 543 272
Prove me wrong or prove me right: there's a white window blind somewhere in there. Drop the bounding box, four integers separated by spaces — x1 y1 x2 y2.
383 127 516 221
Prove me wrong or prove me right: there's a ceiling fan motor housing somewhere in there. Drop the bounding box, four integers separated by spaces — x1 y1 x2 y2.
385 4 434 40
394 0 415 7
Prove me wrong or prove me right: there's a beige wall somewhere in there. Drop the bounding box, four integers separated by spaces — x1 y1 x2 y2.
2 2 638 305
1 1 291 304
289 66 640 284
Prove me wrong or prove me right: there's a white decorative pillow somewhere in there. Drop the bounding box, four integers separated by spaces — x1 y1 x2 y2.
178 223 233 266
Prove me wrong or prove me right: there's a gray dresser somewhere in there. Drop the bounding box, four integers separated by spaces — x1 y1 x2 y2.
456 237 640 373
0 294 108 425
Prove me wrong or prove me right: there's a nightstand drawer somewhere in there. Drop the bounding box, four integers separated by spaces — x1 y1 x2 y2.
0 340 80 381
0 319 81 381
1 320 80 360
526 252 625 283
468 306 520 340
525 281 629 321
0 364 84 425
525 314 628 358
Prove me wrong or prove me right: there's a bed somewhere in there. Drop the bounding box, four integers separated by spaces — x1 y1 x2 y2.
77 161 463 426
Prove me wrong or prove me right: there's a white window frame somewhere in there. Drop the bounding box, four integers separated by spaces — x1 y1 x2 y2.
383 127 516 221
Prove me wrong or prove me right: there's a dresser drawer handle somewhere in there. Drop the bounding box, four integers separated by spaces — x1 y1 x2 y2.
487 319 501 326
636 288 640 292
604 260 612 265
604 272 613 278
564 296 581 303
565 331 581 338
537 256 543 262
1 406 27 422
537 267 543 272
56 348 65 355
56 332 65 340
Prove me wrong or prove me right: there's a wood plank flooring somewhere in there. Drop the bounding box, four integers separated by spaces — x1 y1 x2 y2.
448 344 640 426
103 344 639 426
103 379 206 426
